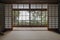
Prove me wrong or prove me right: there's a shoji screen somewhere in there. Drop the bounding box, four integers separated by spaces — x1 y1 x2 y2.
5 4 12 29
48 4 58 29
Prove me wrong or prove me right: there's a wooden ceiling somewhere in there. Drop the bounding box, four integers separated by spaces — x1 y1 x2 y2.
0 0 58 4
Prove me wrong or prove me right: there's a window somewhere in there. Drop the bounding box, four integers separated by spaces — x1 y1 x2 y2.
31 4 41 9
12 4 29 9
31 4 47 9
12 4 48 27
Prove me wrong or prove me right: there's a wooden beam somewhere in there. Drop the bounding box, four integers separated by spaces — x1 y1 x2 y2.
12 9 47 11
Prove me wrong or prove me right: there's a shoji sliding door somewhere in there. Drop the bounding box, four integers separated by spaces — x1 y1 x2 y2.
12 4 48 27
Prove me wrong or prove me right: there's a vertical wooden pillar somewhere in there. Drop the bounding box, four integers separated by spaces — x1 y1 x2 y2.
58 0 60 33
0 3 5 35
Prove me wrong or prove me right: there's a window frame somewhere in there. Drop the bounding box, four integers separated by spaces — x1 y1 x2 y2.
12 4 48 27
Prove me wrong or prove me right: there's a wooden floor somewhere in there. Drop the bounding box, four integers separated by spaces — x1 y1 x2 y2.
0 31 60 40
13 27 48 31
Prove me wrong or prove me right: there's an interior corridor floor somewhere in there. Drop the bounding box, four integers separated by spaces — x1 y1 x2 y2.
0 31 60 40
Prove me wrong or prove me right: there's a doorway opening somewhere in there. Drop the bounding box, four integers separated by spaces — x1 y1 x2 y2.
12 4 48 28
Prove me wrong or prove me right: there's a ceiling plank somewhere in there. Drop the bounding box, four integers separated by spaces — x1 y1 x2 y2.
0 0 58 4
